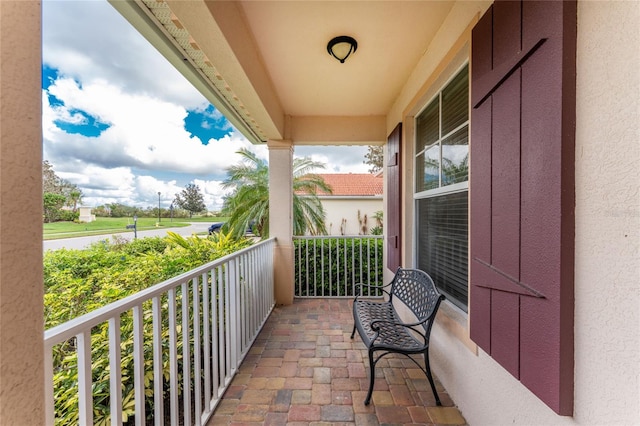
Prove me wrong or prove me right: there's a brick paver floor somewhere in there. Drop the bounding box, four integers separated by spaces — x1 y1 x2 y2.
207 298 466 425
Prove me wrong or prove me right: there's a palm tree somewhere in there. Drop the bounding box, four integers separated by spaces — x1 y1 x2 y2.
66 189 83 212
221 148 332 238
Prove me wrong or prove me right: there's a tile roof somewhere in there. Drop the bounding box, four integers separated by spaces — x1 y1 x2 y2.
315 173 383 196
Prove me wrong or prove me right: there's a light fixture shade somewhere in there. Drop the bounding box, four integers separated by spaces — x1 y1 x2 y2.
327 35 358 63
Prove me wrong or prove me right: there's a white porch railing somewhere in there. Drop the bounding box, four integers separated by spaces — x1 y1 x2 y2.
44 238 275 426
293 236 383 297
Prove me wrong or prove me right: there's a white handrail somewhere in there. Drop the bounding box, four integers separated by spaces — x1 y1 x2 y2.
44 238 275 426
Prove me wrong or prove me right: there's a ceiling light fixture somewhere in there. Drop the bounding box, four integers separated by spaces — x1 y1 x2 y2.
327 35 358 63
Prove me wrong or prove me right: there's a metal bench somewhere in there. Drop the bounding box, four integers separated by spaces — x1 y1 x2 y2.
351 267 445 405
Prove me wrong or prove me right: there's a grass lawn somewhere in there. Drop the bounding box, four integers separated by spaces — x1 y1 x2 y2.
43 216 228 240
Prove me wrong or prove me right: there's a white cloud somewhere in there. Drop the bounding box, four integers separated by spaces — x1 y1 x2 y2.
294 146 371 174
42 0 205 108
192 179 231 212
43 76 259 176
42 0 373 211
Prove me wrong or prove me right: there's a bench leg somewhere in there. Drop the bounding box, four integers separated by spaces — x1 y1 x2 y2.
364 349 375 405
350 323 356 339
424 350 442 406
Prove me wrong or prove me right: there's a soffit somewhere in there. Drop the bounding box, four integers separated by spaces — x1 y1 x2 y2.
118 1 456 143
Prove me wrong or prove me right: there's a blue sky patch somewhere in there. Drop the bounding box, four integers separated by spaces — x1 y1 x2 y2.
54 109 110 137
44 65 110 137
184 105 230 145
47 93 65 108
42 65 59 90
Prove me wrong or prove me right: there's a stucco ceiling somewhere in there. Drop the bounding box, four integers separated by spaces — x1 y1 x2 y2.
238 1 455 117
111 1 458 143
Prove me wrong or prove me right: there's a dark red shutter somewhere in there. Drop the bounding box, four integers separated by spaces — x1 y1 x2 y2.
469 0 576 415
387 123 402 271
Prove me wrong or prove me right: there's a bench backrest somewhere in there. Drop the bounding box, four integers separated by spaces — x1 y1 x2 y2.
390 268 445 334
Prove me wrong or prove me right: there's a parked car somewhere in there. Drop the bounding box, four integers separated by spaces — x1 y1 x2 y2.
208 222 225 234
208 220 255 235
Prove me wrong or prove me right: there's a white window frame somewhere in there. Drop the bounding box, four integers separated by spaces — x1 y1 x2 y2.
413 61 470 311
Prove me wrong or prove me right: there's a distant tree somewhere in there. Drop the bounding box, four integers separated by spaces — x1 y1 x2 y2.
67 189 83 212
43 193 66 223
221 148 332 238
43 160 84 209
106 203 137 218
363 145 384 173
442 154 469 185
43 160 61 194
93 205 111 217
174 184 206 218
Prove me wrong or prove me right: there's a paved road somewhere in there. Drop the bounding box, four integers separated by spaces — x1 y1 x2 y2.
43 222 211 251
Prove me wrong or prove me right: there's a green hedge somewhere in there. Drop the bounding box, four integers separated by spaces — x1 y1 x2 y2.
293 237 383 297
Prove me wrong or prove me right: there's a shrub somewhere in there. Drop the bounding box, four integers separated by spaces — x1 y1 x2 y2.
293 237 383 296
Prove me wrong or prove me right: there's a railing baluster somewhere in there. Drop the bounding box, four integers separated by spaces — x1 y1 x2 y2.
297 241 301 296
229 260 239 374
152 296 164 424
304 240 309 294
77 330 93 425
44 343 55 426
193 276 202 426
352 238 356 295
320 239 324 297
203 271 211 419
359 238 363 291
244 253 250 344
211 267 220 402
343 238 348 296
309 238 314 297
374 236 379 286
168 288 179 426
250 250 257 339
182 282 192 426
218 265 228 387
109 314 123 426
367 238 371 288
329 238 333 297
132 306 145 426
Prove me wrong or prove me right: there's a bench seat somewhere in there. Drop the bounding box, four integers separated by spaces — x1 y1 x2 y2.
353 299 426 353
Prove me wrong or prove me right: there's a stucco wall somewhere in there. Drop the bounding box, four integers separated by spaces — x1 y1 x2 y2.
321 198 383 236
425 1 640 425
0 1 45 424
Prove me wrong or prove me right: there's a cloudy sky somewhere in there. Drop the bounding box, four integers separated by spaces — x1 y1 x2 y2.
42 0 370 211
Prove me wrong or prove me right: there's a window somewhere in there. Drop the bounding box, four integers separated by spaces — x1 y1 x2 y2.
415 64 469 311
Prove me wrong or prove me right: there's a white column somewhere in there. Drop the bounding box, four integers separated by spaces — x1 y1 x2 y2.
0 1 45 424
267 140 294 305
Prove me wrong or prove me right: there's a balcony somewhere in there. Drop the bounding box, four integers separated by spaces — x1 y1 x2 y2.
44 236 464 425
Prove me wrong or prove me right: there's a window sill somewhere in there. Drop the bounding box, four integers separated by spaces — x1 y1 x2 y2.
435 301 478 355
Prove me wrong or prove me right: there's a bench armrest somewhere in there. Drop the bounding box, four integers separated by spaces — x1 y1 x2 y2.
369 319 429 345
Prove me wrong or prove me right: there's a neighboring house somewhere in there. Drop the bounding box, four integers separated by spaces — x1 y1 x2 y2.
315 173 383 235
1 2 638 425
